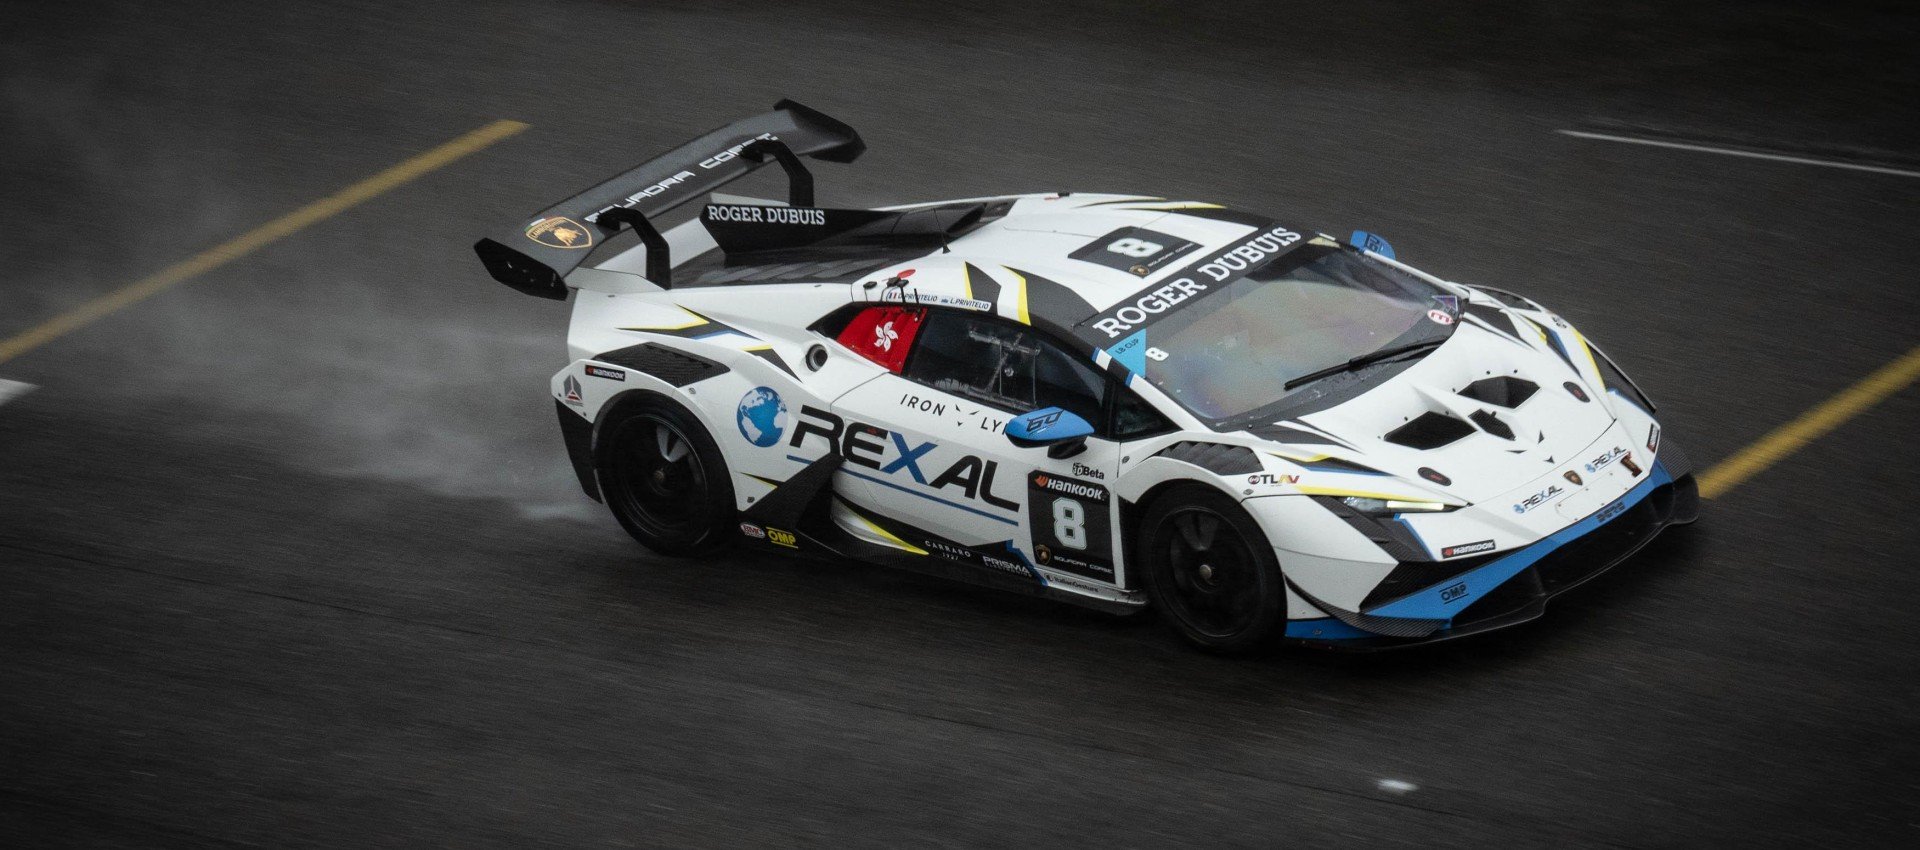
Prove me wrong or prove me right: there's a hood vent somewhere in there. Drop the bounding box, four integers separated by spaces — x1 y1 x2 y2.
1469 409 1516 440
1384 412 1475 450
1458 376 1538 408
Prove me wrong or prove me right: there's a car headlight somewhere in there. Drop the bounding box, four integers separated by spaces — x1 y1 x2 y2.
1342 496 1453 515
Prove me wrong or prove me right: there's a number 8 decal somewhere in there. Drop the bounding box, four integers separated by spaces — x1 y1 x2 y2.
1106 237 1163 258
1052 497 1087 550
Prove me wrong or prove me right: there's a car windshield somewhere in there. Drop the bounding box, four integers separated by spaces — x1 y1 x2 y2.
1131 244 1456 425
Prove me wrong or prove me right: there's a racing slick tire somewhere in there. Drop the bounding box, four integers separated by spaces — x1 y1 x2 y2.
1139 485 1286 653
595 393 737 557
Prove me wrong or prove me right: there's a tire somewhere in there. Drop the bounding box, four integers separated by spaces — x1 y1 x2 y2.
1139 485 1286 653
595 393 737 557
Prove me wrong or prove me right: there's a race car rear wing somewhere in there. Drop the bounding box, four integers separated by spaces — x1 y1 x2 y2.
473 99 865 299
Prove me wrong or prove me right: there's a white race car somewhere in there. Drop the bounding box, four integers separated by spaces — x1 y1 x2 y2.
476 101 1698 651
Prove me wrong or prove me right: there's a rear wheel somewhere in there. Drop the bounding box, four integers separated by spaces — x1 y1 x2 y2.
597 395 736 557
1139 486 1285 652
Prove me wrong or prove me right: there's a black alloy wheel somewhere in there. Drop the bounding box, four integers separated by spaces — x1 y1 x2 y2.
1141 486 1285 652
598 396 735 556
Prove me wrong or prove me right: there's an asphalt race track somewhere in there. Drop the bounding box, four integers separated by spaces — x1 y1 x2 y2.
4 2 1918 846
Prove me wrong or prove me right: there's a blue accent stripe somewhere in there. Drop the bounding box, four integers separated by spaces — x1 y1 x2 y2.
1392 516 1435 559
1364 464 1672 621
1284 617 1376 640
786 454 1020 526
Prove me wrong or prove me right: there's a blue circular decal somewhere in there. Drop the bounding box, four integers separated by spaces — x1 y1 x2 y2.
735 386 789 448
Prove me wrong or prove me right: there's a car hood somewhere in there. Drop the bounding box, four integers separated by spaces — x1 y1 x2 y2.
1241 299 1619 504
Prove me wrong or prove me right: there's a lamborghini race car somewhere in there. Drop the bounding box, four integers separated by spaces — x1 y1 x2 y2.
474 100 1699 651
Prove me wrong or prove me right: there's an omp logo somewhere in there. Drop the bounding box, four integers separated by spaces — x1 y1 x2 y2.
1440 582 1469 603
767 528 799 548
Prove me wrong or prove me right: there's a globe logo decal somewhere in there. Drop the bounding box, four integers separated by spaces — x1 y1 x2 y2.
736 387 789 448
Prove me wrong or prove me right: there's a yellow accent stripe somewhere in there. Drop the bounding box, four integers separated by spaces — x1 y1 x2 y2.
1569 328 1603 383
1000 266 1031 324
1295 485 1437 502
0 119 530 365
844 504 929 555
741 472 783 489
1265 450 1330 463
959 264 974 300
1699 343 1920 499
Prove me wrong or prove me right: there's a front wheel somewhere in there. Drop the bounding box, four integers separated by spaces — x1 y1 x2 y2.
1139 486 1286 653
596 395 736 557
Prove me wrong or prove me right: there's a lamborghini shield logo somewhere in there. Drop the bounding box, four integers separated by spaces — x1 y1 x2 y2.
525 216 594 249
1564 470 1583 486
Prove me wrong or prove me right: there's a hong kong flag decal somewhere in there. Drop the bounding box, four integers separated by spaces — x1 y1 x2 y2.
838 306 926 373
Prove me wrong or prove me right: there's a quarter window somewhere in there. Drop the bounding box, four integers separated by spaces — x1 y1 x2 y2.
903 312 1107 428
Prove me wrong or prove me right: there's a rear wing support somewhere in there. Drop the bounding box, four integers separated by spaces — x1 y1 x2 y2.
742 139 814 207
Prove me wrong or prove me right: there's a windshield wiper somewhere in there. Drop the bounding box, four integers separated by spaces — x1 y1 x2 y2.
1283 338 1446 391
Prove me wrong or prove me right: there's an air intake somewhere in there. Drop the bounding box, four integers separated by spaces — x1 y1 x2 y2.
1384 412 1475 450
1469 409 1516 440
1458 376 1538 408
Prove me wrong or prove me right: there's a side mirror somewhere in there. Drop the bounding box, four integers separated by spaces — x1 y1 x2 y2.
1350 230 1395 260
1006 407 1094 458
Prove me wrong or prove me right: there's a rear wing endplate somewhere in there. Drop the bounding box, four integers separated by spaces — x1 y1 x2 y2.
474 99 864 299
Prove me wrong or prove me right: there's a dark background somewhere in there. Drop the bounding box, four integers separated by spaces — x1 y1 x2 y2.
3 1 1917 846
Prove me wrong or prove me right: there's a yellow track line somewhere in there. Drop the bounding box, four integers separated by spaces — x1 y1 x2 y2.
0 119 530 365
1699 343 1920 499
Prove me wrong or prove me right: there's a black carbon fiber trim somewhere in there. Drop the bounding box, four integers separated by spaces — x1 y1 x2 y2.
1657 436 1695 479
1360 553 1501 610
746 347 796 378
1310 496 1428 564
1246 423 1350 447
554 400 600 502
964 262 1001 308
592 342 727 387
1155 441 1262 475
1462 303 1521 340
1287 579 1447 639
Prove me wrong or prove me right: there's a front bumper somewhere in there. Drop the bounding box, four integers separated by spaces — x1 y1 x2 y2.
1284 458 1698 649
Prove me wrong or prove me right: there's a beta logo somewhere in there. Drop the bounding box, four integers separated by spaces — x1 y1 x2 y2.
766 528 799 548
739 522 766 540
736 387 789 447
1426 309 1455 325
